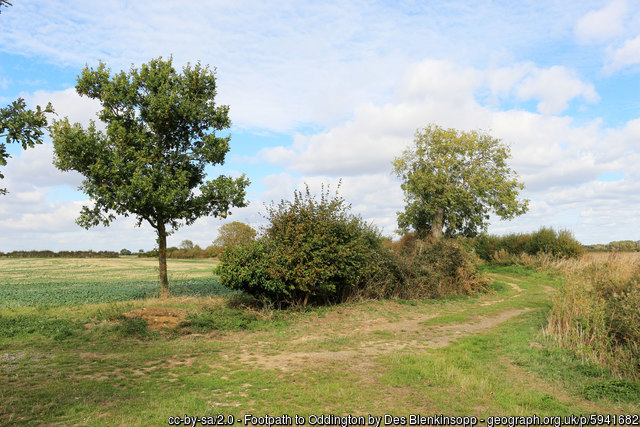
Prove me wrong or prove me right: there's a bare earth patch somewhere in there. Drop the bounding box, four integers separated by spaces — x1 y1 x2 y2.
125 307 187 330
488 273 525 283
237 308 530 371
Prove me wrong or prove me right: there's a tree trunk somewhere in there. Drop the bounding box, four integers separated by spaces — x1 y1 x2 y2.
157 223 169 298
429 207 444 241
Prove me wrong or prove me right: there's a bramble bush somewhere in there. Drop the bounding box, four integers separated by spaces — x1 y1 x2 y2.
216 185 382 306
408 238 487 298
376 233 488 299
216 186 487 307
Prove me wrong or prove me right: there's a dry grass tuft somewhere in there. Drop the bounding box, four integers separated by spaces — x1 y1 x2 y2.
544 252 640 379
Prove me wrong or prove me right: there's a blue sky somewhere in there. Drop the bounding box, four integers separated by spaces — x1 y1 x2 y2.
1 0 639 251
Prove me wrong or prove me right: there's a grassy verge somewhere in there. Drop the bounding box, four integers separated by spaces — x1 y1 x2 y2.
1 259 639 424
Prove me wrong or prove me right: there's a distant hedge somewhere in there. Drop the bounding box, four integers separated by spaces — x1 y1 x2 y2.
473 227 584 261
584 240 640 252
0 250 119 258
137 245 221 259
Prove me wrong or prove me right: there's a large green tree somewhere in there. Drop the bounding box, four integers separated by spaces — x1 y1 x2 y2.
213 221 257 249
0 98 54 195
393 124 528 240
51 57 249 297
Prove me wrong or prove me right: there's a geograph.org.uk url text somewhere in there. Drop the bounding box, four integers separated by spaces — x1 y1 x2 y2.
167 413 640 427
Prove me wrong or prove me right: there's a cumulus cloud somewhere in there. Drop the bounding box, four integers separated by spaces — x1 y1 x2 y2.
607 34 640 71
2 2 640 248
484 63 600 115
255 59 638 243
0 1 611 132
260 60 603 175
26 88 102 129
575 0 628 44
514 66 599 115
487 63 536 100
2 143 84 188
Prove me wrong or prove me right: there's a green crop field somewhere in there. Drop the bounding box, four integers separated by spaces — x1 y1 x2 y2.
1 257 638 425
0 257 230 306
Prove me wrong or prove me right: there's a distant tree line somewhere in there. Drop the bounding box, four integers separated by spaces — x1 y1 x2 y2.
584 240 640 252
137 244 221 259
137 224 259 259
0 250 119 258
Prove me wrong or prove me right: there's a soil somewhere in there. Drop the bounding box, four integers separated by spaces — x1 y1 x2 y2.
124 307 188 330
237 308 530 371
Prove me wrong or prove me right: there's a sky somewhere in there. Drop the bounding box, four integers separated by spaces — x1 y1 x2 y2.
1 0 639 251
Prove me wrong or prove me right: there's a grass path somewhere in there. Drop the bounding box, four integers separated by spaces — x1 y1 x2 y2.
1 264 638 424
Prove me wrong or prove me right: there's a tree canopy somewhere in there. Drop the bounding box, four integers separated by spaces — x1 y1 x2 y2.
392 124 528 239
213 221 257 249
179 240 195 250
0 98 54 194
51 57 249 296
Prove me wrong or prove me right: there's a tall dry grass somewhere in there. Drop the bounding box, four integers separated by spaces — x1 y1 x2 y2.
544 251 640 379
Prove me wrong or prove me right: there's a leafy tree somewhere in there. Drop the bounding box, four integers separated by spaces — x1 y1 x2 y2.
179 240 195 250
213 221 257 249
0 98 54 195
393 124 528 240
51 57 249 297
119 248 132 255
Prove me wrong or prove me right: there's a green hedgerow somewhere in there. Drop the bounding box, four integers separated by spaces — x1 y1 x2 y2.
473 227 584 262
216 184 382 306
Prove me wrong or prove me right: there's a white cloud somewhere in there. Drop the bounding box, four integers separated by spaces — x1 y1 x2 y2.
259 60 496 176
0 1 610 132
26 88 102 129
514 66 599 115
0 200 82 232
484 63 600 115
260 61 604 176
2 1 640 248
2 143 84 188
575 0 628 44
254 59 637 244
607 34 640 71
399 60 483 104
487 62 536 100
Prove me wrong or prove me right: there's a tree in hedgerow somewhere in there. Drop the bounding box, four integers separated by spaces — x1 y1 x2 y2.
51 57 249 297
213 221 257 250
393 124 528 240
179 240 195 250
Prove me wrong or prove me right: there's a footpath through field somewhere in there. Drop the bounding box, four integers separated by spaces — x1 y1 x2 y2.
2 263 639 423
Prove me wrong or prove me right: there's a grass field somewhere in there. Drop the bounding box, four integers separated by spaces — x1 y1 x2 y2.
0 257 638 425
